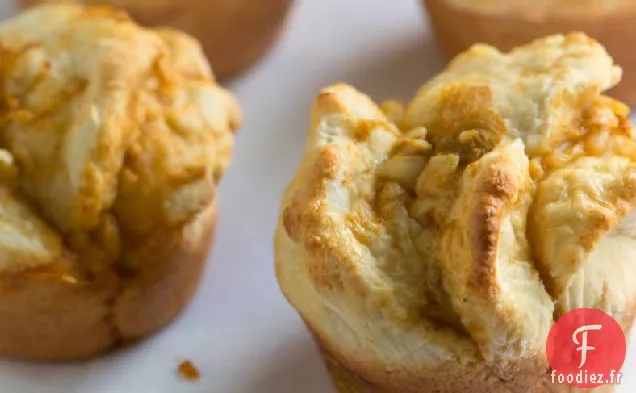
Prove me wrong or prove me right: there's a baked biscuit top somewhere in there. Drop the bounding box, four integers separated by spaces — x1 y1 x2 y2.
0 4 241 274
275 33 636 370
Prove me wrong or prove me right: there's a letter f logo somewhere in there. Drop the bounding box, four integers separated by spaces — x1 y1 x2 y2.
572 325 603 368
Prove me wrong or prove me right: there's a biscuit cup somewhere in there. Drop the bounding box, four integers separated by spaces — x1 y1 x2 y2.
0 4 241 360
275 33 636 393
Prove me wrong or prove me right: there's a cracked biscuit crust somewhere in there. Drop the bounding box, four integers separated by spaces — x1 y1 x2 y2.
0 4 241 360
275 33 636 392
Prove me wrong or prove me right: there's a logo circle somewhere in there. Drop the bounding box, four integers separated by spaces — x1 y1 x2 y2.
546 308 626 388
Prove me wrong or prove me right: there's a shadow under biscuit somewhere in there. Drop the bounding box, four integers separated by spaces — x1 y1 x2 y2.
242 330 334 393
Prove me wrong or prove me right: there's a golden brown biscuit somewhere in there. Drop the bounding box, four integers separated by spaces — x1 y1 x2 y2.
18 0 294 80
275 33 636 393
0 3 241 360
423 0 636 105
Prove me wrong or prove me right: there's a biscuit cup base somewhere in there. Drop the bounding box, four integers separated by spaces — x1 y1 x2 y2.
0 199 217 361
309 328 616 393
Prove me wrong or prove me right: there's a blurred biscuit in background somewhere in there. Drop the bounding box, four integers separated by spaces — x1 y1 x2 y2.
423 0 636 106
19 0 295 79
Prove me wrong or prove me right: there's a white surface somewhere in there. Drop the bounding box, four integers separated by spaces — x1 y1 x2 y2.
0 1 634 392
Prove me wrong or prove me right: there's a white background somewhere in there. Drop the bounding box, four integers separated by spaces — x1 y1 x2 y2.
0 1 633 392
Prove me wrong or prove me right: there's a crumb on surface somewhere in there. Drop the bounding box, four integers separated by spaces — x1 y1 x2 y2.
178 360 201 382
